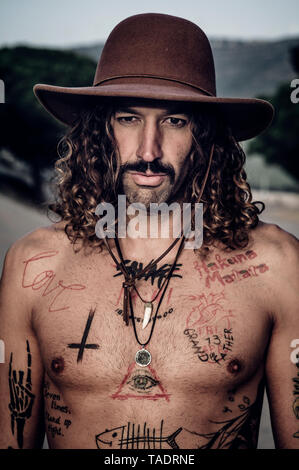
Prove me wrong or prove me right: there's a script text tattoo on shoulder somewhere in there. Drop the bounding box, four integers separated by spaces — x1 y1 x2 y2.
193 250 269 289
21 251 86 312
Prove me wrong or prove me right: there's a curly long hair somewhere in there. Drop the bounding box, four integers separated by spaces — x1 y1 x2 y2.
49 101 264 254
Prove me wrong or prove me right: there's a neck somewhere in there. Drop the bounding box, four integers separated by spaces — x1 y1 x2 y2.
117 236 180 263
117 202 183 261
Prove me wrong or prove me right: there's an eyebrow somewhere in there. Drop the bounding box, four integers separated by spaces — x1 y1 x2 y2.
114 106 191 116
114 107 143 115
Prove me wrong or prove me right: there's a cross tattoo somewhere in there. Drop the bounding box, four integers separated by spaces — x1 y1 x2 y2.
67 308 100 362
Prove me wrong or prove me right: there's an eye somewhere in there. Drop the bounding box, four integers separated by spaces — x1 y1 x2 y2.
128 373 159 390
134 375 159 390
115 115 139 125
164 117 188 128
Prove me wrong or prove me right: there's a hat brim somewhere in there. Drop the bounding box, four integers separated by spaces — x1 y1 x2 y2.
33 82 274 141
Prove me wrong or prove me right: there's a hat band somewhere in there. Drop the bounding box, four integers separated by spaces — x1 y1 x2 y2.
94 75 215 97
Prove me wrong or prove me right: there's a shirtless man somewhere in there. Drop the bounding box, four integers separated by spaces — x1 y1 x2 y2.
0 13 298 450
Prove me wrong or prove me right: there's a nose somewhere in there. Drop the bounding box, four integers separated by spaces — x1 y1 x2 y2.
136 121 162 162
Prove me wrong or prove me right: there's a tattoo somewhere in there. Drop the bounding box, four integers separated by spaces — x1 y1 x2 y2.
292 354 299 438
45 413 72 439
43 381 72 439
96 381 264 450
195 380 265 449
95 420 182 449
223 388 250 413
187 291 225 326
194 250 269 289
185 291 234 341
111 363 170 401
67 308 99 362
184 327 234 365
22 251 86 312
127 370 159 392
115 306 174 323
194 250 258 276
43 381 71 414
8 340 35 449
113 260 182 288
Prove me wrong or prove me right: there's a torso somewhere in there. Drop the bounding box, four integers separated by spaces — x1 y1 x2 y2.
23 223 276 449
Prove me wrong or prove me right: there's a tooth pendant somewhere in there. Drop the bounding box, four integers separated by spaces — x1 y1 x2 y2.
142 302 153 329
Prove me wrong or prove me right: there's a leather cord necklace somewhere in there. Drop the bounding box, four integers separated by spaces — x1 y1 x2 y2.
103 143 215 366
104 233 185 366
129 235 185 366
115 231 181 325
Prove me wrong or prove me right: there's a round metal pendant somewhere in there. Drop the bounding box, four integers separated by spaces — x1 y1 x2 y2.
135 348 151 367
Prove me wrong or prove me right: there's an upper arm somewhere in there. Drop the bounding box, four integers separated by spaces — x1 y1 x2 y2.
264 228 299 448
0 240 45 449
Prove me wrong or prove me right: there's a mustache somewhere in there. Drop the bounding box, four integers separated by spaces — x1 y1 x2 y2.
120 160 175 183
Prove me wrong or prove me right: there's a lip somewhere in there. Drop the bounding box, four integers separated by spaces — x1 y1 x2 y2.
129 171 167 187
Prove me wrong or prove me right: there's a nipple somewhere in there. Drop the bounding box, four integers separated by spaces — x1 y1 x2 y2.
227 359 243 374
51 357 65 374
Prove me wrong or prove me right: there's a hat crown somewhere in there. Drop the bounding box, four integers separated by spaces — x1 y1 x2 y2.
93 13 216 96
33 13 274 140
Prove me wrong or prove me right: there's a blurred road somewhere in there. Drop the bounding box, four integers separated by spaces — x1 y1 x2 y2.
0 191 298 449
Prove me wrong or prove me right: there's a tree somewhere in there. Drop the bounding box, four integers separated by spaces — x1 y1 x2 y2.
248 45 299 181
0 46 97 202
290 44 299 74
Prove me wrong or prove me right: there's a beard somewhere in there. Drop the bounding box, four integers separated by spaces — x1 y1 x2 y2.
121 180 173 207
119 159 178 208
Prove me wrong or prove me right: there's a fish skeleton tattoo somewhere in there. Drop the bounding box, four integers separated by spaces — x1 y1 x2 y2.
95 420 182 449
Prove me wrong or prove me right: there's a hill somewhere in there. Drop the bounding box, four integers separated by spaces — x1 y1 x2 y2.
72 36 299 98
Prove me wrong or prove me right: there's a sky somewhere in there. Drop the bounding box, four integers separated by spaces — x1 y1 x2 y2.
0 0 299 48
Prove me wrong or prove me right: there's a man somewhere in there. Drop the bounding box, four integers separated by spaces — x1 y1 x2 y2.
0 13 298 450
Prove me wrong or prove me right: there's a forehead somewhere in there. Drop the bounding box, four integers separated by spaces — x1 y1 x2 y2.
111 98 193 115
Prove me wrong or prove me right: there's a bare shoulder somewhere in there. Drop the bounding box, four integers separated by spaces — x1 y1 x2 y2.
251 221 299 263
1 221 69 284
250 221 299 319
0 221 74 325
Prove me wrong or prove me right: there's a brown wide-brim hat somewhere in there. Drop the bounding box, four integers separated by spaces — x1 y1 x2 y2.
34 13 274 142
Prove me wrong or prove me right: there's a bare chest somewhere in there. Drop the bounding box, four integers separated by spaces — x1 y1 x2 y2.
26 246 272 396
